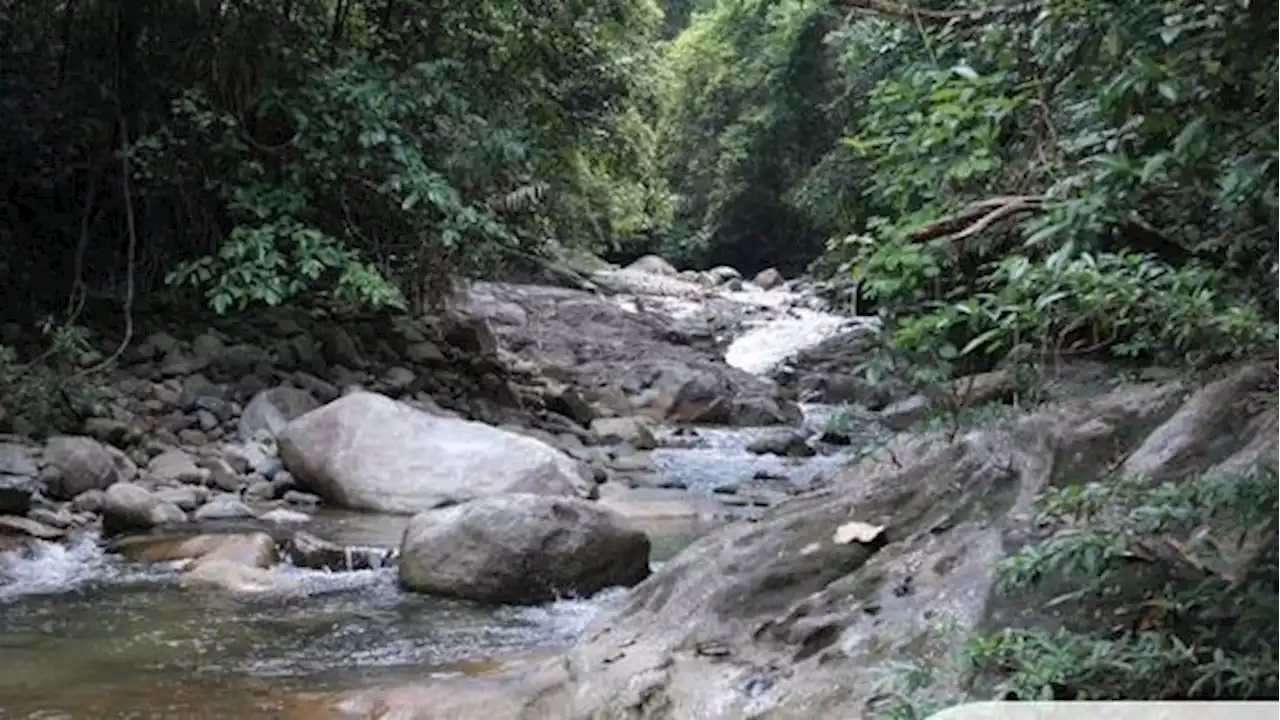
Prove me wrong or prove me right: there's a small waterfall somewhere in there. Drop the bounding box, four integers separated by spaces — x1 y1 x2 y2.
719 284 873 376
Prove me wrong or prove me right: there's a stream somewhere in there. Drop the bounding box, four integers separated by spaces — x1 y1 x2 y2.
0 285 863 719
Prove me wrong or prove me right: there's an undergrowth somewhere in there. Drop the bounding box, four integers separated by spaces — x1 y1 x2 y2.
869 463 1279 718
0 324 105 437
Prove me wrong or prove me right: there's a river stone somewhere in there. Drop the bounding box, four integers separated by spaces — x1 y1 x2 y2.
193 495 256 521
147 449 207 485
284 531 393 572
112 532 277 568
398 494 651 605
746 430 815 457
101 483 187 535
624 254 679 277
179 559 303 598
238 386 322 441
753 267 783 289
278 391 591 514
42 436 120 499
590 416 658 450
707 265 742 284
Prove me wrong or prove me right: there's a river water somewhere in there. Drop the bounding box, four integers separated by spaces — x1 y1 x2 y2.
0 283 862 718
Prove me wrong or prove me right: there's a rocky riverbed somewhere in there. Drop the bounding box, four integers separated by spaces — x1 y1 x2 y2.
0 257 881 717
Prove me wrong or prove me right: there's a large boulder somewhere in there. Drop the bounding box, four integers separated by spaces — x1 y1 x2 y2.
279 392 591 514
42 436 121 499
398 493 651 604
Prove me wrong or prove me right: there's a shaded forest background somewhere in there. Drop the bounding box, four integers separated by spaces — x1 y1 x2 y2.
1 0 1276 367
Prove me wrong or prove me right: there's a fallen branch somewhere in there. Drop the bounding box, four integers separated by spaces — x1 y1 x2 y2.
908 195 1048 243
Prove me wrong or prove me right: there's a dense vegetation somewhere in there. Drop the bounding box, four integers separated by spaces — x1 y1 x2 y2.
0 0 672 323
1 0 1275 704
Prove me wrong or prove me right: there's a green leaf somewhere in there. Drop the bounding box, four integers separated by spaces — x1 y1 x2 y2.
1156 82 1178 103
951 65 979 81
960 328 1004 357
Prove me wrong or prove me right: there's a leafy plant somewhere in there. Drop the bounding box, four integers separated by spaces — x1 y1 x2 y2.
984 463 1279 700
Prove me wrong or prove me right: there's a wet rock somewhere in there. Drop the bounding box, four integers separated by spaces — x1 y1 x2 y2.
101 482 187 535
179 558 302 598
746 430 815 457
398 493 650 604
282 490 322 507
279 392 590 514
27 507 74 529
112 531 277 567
43 436 121 499
544 386 595 427
283 531 394 572
0 514 66 540
193 495 256 521
260 508 311 524
459 376 1247 719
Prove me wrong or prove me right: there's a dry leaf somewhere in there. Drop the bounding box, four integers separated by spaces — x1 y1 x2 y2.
833 521 886 545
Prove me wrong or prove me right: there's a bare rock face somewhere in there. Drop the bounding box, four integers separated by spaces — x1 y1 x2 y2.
309 362 1276 720
279 391 593 514
463 283 802 427
398 493 651 605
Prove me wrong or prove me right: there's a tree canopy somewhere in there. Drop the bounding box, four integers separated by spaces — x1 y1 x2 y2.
0 0 672 319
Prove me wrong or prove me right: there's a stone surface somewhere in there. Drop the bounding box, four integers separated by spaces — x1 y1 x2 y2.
101 483 187 535
238 386 322 441
398 493 651 604
279 392 592 514
315 363 1277 719
43 436 121 499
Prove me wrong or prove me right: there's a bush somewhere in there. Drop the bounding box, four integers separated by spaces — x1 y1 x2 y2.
0 341 102 439
871 463 1279 717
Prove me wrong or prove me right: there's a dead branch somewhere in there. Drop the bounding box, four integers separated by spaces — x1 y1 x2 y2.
908 195 1047 243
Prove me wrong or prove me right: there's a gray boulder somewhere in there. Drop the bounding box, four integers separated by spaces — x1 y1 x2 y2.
237 386 321 441
102 482 187 535
279 392 591 514
398 493 650 604
43 436 121 499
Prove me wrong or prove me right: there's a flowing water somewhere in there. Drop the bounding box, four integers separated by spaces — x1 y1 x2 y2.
0 287 862 719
